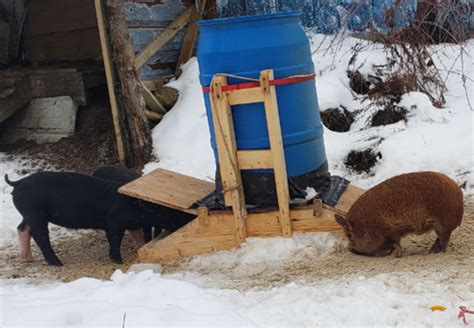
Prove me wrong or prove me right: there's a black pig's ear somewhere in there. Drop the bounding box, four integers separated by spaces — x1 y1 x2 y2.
335 214 352 233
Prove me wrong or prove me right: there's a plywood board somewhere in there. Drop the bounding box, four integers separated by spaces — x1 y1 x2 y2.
119 168 215 214
332 185 365 214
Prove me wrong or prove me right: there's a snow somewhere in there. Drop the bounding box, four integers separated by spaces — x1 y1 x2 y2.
143 58 215 181
1 34 473 327
1 269 472 327
146 35 473 192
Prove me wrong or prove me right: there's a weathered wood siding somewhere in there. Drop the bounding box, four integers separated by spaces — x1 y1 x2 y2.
124 0 187 80
25 0 101 62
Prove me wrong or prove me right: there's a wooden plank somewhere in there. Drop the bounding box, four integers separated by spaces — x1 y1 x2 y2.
0 77 32 123
237 150 273 170
28 0 98 36
118 168 215 214
227 87 264 105
260 70 292 237
29 72 86 105
94 0 126 164
137 204 343 263
141 81 166 115
145 110 162 121
27 28 101 62
210 75 247 243
134 6 193 70
138 214 238 262
331 185 365 214
175 1 205 72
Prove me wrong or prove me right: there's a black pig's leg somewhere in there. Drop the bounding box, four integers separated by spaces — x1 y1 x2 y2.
106 228 125 264
29 220 63 266
142 223 152 243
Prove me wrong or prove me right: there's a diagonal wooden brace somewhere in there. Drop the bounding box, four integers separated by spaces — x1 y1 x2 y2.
209 75 247 243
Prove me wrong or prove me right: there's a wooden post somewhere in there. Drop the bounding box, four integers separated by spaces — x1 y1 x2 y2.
197 206 209 226
260 70 292 237
94 0 127 164
101 0 153 168
313 198 323 217
176 1 207 72
210 75 247 243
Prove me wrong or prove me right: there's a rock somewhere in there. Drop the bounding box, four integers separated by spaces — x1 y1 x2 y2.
152 86 179 111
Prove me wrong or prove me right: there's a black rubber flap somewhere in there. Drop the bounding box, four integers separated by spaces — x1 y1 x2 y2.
194 162 350 211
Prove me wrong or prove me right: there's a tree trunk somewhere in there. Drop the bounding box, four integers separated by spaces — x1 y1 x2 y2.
104 0 152 169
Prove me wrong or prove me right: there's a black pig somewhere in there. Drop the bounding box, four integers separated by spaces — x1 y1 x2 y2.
5 172 145 266
91 165 195 242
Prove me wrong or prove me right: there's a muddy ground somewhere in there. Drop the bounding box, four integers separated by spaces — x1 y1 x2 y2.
0 197 472 290
0 88 472 290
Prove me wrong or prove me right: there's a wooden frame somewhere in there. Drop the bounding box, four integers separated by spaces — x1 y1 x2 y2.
132 180 364 263
119 69 366 263
209 70 293 240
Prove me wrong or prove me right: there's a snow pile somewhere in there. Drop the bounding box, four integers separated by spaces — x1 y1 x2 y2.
1 269 471 327
175 232 345 277
309 35 473 190
147 35 473 193
144 59 215 181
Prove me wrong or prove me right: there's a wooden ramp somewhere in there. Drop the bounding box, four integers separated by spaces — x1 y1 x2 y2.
119 168 365 263
118 168 215 215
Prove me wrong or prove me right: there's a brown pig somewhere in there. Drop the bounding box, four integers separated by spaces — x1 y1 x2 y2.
335 172 464 257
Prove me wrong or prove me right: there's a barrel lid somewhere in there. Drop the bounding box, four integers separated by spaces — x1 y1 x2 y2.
197 11 301 27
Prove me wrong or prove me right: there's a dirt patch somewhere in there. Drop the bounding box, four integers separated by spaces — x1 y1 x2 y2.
348 70 372 95
371 105 408 127
0 228 139 282
0 87 119 174
1 197 471 291
345 149 382 174
320 106 355 132
367 73 416 105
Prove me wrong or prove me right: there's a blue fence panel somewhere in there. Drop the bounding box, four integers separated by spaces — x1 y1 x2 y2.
216 0 418 33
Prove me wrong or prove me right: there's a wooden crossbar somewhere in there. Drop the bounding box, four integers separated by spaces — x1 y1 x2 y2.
208 69 293 240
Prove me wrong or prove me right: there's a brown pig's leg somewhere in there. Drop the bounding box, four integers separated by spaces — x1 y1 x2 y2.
392 242 403 258
430 231 451 253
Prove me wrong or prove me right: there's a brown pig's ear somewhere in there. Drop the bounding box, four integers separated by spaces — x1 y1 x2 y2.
335 214 352 233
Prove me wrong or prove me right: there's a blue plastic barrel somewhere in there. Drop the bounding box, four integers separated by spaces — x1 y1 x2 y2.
197 12 327 199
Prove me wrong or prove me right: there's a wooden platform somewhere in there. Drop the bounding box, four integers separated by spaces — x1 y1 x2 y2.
119 169 215 215
119 168 365 262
